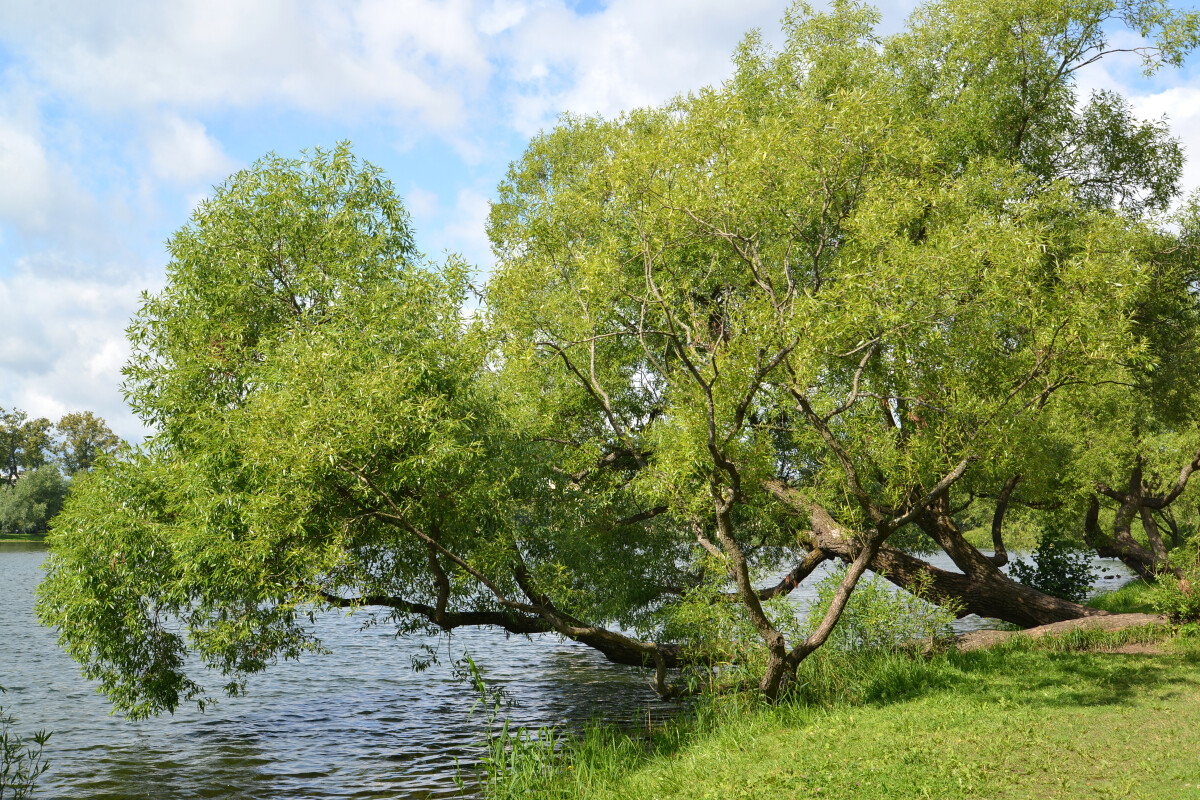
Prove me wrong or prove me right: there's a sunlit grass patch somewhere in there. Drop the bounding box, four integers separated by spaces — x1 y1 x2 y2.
1088 579 1156 615
476 630 1200 800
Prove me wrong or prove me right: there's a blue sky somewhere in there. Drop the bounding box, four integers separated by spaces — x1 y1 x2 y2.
0 0 1198 442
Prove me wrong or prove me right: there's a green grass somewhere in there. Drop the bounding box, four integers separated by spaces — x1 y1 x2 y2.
0 533 46 543
478 630 1200 800
1088 579 1156 615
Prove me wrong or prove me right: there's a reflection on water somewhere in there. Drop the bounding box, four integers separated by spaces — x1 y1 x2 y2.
0 542 1136 798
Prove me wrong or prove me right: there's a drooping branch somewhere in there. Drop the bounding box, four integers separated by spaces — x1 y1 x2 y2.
613 505 669 527
424 530 451 626
713 548 829 603
757 548 828 601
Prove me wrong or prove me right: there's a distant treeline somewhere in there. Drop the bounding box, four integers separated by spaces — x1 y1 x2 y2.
1 407 120 537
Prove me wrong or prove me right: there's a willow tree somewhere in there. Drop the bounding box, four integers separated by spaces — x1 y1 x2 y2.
1022 205 1200 583
36 144 693 718
36 0 1200 714
882 0 1200 585
485 0 1200 695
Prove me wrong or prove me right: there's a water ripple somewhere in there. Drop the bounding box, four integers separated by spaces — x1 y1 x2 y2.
0 542 1135 798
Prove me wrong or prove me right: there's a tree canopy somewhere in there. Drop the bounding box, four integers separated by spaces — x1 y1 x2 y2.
37 0 1200 715
54 412 121 477
0 407 117 538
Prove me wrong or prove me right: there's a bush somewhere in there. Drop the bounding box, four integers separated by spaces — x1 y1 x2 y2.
1009 530 1095 602
805 565 960 653
1150 538 1200 623
0 687 50 800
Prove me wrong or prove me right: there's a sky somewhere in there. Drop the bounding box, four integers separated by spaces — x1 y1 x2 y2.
1 0 1198 443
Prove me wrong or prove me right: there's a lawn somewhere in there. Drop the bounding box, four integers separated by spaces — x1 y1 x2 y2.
482 616 1200 800
592 641 1200 799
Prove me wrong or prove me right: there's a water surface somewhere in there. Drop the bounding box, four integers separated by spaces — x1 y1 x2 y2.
0 542 1135 798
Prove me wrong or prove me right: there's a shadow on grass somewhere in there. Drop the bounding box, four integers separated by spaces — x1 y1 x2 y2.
826 634 1200 716
483 637 1200 800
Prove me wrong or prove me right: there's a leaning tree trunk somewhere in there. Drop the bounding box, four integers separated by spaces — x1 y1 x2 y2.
764 480 1108 628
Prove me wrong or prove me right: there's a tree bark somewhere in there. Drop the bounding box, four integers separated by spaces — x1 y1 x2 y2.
1084 494 1181 581
763 479 1108 628
1085 447 1200 579
988 474 1021 567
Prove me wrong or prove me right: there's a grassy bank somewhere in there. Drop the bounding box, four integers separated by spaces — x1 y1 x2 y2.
0 534 46 543
478 591 1200 799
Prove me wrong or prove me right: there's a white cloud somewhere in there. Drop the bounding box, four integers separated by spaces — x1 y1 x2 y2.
498 0 785 132
0 112 91 238
0 0 495 130
1132 87 1200 201
478 0 530 36
0 268 149 442
147 114 236 186
0 0 803 137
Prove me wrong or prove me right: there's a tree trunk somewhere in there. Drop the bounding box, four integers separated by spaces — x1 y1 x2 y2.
763 480 1108 628
1084 495 1181 581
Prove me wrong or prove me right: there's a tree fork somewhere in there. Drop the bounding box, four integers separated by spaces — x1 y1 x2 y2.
763 480 1108 628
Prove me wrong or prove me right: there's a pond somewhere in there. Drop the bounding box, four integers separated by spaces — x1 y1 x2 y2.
0 542 1136 798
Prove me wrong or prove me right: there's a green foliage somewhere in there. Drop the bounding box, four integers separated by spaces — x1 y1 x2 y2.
1150 538 1200 622
36 144 496 718
54 411 120 476
0 406 117 489
1009 531 1096 602
0 468 67 538
661 562 959 694
660 561 806 688
805 566 960 653
0 409 52 484
0 688 50 800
